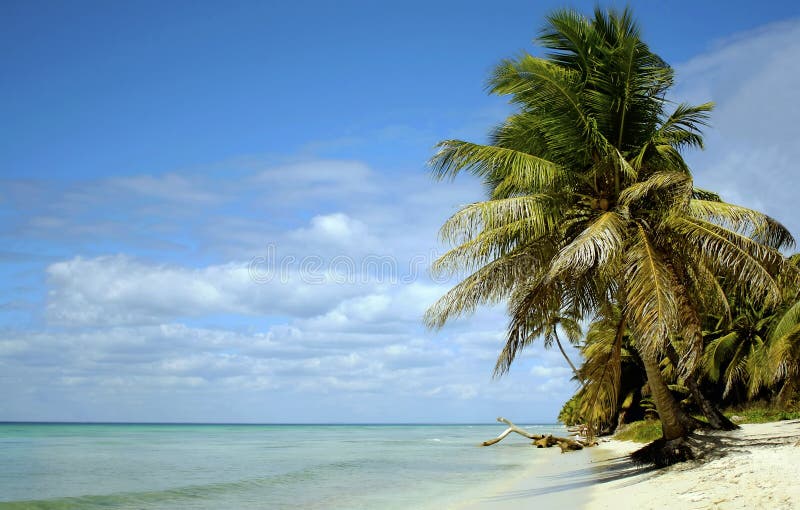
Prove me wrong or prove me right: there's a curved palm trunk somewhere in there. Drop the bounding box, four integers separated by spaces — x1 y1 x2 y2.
775 378 796 409
553 330 584 386
664 343 738 430
685 374 738 430
640 349 690 441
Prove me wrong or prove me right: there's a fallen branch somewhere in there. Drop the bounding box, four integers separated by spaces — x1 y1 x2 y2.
480 417 595 452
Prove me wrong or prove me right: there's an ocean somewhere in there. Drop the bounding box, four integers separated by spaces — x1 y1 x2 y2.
0 423 572 509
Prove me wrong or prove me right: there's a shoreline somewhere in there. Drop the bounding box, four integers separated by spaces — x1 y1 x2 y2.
453 445 594 509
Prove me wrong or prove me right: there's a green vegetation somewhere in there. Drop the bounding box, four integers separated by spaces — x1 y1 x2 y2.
425 5 799 466
725 406 800 424
614 420 663 443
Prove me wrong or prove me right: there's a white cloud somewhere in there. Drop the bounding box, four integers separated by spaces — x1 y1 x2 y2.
45 254 370 325
111 173 224 204
252 159 377 202
0 318 577 421
530 365 571 378
675 19 800 238
290 212 375 249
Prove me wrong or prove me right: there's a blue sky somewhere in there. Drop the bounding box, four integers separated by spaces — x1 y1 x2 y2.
2 0 799 423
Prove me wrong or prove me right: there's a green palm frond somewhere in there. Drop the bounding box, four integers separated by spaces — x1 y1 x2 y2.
770 298 800 346
539 8 596 75
489 55 609 162
657 102 714 150
432 219 554 276
765 298 800 382
494 277 556 376
489 113 550 161
702 331 740 382
688 200 794 250
573 313 625 437
692 188 722 202
437 195 559 246
429 140 564 194
688 261 732 323
559 316 583 345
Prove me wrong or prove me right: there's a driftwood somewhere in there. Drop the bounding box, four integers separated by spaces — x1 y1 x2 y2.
480 417 594 452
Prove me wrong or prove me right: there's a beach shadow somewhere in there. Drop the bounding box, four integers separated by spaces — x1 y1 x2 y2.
688 423 800 460
479 454 658 503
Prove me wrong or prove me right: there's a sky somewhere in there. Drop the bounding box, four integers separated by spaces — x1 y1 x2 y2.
2 0 799 423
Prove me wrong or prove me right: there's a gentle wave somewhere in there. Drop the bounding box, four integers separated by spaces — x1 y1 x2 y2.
0 458 384 509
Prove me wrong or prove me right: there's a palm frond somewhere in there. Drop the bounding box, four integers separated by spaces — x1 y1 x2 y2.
548 211 626 279
489 55 609 162
624 224 678 357
432 218 554 276
692 188 722 202
430 140 564 193
619 171 691 207
701 331 739 382
688 200 795 250
437 195 559 246
657 102 714 150
668 217 783 305
573 314 625 437
425 251 536 329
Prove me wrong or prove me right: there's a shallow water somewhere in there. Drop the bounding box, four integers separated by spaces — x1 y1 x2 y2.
0 423 569 509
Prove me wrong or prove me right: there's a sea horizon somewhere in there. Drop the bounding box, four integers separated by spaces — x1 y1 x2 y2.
0 420 560 426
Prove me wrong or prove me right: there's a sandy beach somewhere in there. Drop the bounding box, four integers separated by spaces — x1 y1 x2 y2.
588 420 800 509
459 420 800 509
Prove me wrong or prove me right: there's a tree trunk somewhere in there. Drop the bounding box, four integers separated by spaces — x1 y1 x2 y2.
684 373 738 430
640 349 690 441
664 343 738 430
554 329 584 386
775 378 796 409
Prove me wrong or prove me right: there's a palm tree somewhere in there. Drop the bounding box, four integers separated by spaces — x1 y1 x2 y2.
745 258 800 406
702 296 777 402
425 7 793 463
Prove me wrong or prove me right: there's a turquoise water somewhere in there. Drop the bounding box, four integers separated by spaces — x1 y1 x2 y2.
0 423 569 509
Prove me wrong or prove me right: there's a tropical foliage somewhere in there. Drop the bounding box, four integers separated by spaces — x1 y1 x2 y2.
425 6 797 464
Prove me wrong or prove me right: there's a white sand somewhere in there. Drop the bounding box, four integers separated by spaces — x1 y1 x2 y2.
457 420 800 509
588 420 800 510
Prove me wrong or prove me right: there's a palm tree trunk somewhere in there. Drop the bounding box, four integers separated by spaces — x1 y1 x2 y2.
775 378 796 409
553 329 584 386
663 343 738 430
685 373 738 430
640 349 690 441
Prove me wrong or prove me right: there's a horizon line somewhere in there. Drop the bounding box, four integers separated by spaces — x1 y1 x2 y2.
0 420 561 426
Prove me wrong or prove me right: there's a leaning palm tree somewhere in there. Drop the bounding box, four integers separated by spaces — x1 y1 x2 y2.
425 7 793 464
